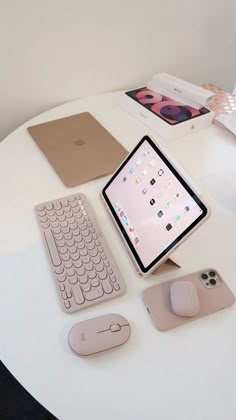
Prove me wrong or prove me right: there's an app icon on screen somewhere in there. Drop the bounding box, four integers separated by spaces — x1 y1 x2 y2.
134 237 140 244
142 169 148 176
129 167 134 174
185 206 190 212
150 159 156 167
123 216 127 222
135 159 141 166
165 180 172 188
158 169 164 176
142 187 148 194
174 215 181 222
136 177 141 184
115 202 119 208
150 199 155 206
166 202 172 208
143 150 148 156
175 192 181 200
123 177 127 182
166 223 172 231
150 178 156 186
157 210 163 218
120 211 124 217
156 191 162 198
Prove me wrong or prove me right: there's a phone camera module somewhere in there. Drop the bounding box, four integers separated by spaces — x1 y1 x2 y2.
201 273 208 280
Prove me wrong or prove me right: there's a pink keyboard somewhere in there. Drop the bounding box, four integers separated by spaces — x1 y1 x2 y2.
35 193 126 313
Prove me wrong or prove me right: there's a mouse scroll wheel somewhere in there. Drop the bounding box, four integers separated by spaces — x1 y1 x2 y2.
110 324 121 332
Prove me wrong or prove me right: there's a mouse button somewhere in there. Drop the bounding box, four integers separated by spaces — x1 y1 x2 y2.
110 323 121 332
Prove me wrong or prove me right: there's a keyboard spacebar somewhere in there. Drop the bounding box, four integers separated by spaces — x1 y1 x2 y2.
44 228 61 267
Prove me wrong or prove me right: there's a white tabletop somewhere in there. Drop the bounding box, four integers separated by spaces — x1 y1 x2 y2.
1 91 236 420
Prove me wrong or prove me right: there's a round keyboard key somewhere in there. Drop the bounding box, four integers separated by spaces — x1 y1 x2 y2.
38 210 46 217
66 211 73 218
72 207 80 214
102 279 113 294
75 234 83 243
67 268 75 276
87 222 92 228
53 227 61 234
79 274 88 284
49 215 57 222
68 275 78 285
55 265 64 274
46 203 53 210
91 278 100 287
80 224 88 232
64 300 71 309
68 217 75 224
95 239 101 246
60 221 68 228
101 253 107 260
37 204 44 211
73 228 81 237
78 198 82 204
57 239 65 247
66 239 75 247
67 290 72 298
95 263 104 272
84 234 92 243
82 210 87 216
58 215 66 222
104 259 110 267
77 267 85 276
64 260 73 269
107 267 113 275
82 229 90 237
85 215 90 222
70 223 78 230
93 233 98 240
69 195 76 202
70 201 78 208
56 209 64 216
89 248 98 257
79 248 88 256
64 232 72 240
59 283 65 291
80 205 85 210
42 221 50 229
110 275 117 283
113 282 120 291
90 227 95 234
82 255 90 264
57 274 66 282
73 259 83 268
64 206 70 213
81 283 91 292
40 216 48 223
52 221 59 228
61 226 70 234
61 199 68 207
71 252 80 261
88 270 96 279
93 255 101 265
62 291 67 300
47 209 55 217
86 242 95 250
98 271 107 280
77 218 85 225
77 241 85 250
55 232 63 241
60 247 68 254
98 246 103 253
68 245 77 254
54 202 61 210
85 262 93 271
61 253 70 261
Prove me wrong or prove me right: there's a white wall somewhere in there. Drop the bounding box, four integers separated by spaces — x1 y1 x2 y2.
0 0 235 141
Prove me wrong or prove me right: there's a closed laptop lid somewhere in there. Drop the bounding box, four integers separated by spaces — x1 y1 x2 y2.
28 112 128 187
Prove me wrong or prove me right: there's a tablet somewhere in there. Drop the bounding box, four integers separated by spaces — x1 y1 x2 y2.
102 136 209 275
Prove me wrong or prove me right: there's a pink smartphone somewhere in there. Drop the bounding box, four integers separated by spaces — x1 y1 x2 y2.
142 269 235 331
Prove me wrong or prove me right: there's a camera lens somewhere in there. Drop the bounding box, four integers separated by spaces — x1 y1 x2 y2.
201 273 208 280
209 278 216 285
209 271 216 277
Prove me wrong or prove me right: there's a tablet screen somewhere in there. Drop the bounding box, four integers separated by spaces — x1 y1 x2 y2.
102 136 208 273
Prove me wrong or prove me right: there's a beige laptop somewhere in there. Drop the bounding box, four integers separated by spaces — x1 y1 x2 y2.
28 112 128 187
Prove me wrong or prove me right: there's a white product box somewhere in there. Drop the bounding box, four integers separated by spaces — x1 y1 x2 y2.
120 87 215 140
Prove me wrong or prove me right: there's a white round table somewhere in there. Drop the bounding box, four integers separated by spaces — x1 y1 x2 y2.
1 91 236 420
